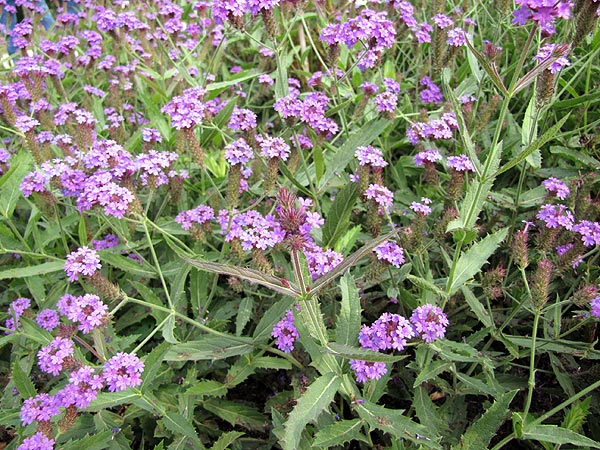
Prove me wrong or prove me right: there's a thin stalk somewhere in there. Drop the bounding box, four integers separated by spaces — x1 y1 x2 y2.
522 307 541 420
140 217 173 309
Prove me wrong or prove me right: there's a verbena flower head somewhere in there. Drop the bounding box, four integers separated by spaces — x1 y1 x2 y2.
512 0 573 34
373 241 405 267
64 246 101 282
176 204 215 231
542 177 570 199
350 359 387 383
371 312 415 351
414 149 442 166
223 211 286 250
410 197 433 215
67 294 108 334
447 27 469 46
161 86 207 129
447 154 476 172
257 134 291 160
355 145 388 167
224 138 254 165
572 220 600 247
419 76 443 104
271 309 299 353
20 393 61 425
60 365 105 408
135 150 180 187
92 234 119 250
17 432 55 450
103 352 144 392
536 204 574 230
36 309 60 331
410 304 449 342
591 296 600 319
38 337 74 375
304 243 343 280
365 184 394 212
5 297 31 332
228 106 257 131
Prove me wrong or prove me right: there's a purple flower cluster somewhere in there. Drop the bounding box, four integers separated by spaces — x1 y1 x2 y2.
573 221 600 247
58 365 105 408
413 149 442 167
92 234 120 250
161 86 208 129
351 304 449 382
365 184 394 212
407 112 459 145
536 204 574 230
37 337 75 376
355 145 388 167
542 177 570 199
274 91 339 137
21 393 61 425
534 44 571 73
410 197 433 216
513 0 573 34
64 246 102 282
419 76 443 104
228 106 257 131
373 78 400 114
4 297 31 332
304 243 344 280
224 138 254 165
271 309 299 353
61 294 109 334
36 309 60 331
176 204 215 231
220 210 286 250
102 352 144 392
17 432 55 450
257 134 291 160
591 296 600 319
373 241 405 267
447 154 476 172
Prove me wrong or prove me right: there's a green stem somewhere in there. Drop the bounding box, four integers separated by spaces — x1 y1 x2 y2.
140 217 173 309
522 307 541 420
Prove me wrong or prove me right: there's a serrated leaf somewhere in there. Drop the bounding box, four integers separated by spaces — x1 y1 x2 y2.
186 380 228 398
254 356 292 370
0 260 64 280
203 399 267 430
522 424 600 448
461 286 493 328
447 228 508 295
312 419 366 448
453 390 517 450
252 296 296 342
236 297 254 336
319 119 389 189
161 315 179 344
355 400 441 449
407 274 447 298
430 340 494 369
0 150 32 218
164 335 254 361
183 258 300 298
322 182 359 247
335 273 361 346
324 342 406 363
207 71 259 92
211 431 245 450
282 372 341 450
310 232 393 295
61 431 114 450
413 360 453 387
12 361 36 399
561 398 591 433
413 385 446 437
161 411 203 447
456 373 501 396
141 342 170 392
88 391 141 410
521 97 541 168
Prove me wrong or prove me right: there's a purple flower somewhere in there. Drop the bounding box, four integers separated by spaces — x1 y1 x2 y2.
536 204 574 230
573 220 600 247
432 13 454 28
103 352 144 392
374 241 405 267
135 150 179 187
512 0 573 34
224 138 254 165
271 309 299 353
365 184 394 212
534 43 571 73
542 177 570 199
410 197 433 215
410 304 449 343
92 234 120 250
257 134 290 160
36 309 60 331
360 82 379 95
419 76 443 104
64 246 101 282
57 293 78 317
57 366 104 408
447 154 476 172
67 294 108 334
414 149 442 166
591 296 600 319
447 27 469 46
304 243 343 280
258 74 274 85
355 145 388 167
413 22 433 43
224 211 286 250
17 432 55 450
274 94 302 119
228 106 257 131
372 313 415 351
15 116 40 133
350 359 387 383
38 337 74 376
161 87 207 129
20 393 61 425
373 91 398 113
175 204 215 231
142 128 162 143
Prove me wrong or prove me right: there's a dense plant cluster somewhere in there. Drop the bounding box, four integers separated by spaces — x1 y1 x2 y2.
1 0 600 448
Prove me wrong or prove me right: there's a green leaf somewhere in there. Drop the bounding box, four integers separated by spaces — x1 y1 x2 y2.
322 182 359 248
0 260 64 280
461 286 493 328
164 335 254 361
89 391 141 410
100 251 156 278
61 431 114 450
0 150 32 218
312 419 367 448
275 53 290 100
282 372 341 450
314 145 325 185
211 431 245 450
12 361 36 399
207 71 260 92
161 315 179 344
254 356 292 370
236 297 254 336
334 225 361 256
495 114 569 177
430 340 494 369
453 390 518 450
561 398 591 433
522 425 600 448
161 411 204 447
447 228 508 295
335 273 361 346
462 41 508 96
319 119 389 190
183 258 300 298
253 297 296 342
407 274 447 298
324 342 406 363
355 400 441 449
414 385 446 437
521 97 541 168
186 380 228 398
203 399 267 430
413 360 453 387
141 342 170 392
456 373 501 397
